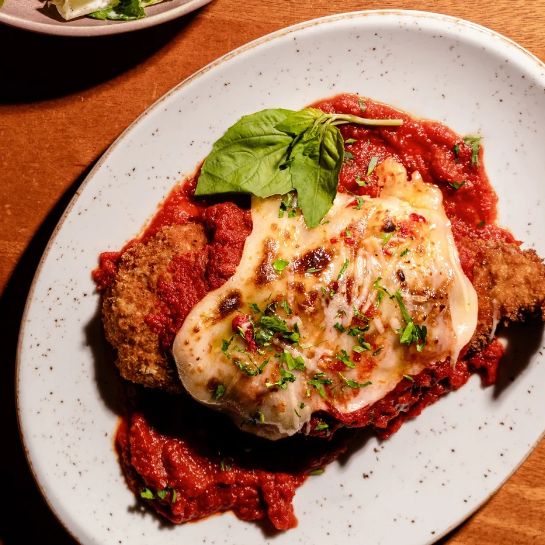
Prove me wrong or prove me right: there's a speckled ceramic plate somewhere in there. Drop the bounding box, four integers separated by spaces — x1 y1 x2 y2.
17 10 545 545
0 0 212 37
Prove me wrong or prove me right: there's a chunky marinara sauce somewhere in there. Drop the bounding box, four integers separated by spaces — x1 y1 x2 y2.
94 94 506 530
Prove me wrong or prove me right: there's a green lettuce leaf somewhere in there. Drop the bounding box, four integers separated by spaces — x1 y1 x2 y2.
88 0 145 20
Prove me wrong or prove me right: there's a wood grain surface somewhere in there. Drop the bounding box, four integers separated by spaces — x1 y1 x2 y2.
1 1 545 544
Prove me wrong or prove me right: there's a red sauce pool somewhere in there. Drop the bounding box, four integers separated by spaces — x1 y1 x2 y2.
95 94 506 531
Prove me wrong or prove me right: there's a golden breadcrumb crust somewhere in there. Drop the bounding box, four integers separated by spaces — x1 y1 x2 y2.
102 223 206 393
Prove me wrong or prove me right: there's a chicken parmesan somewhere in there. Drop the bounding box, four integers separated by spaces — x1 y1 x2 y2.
94 93 545 530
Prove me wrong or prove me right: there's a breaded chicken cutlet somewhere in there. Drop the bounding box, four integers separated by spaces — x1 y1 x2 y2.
462 237 545 353
101 202 252 393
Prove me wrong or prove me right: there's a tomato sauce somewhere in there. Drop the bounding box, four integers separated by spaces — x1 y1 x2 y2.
117 385 354 529
94 94 506 531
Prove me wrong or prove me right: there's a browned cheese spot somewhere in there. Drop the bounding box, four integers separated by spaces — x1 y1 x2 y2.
255 238 278 286
293 246 333 274
218 290 243 318
382 217 397 233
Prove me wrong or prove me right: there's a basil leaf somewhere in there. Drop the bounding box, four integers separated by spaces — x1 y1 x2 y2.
194 107 402 228
275 108 325 136
195 109 294 198
290 123 344 228
88 0 145 20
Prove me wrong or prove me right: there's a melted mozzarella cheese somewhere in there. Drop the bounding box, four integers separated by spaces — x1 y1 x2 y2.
173 159 478 440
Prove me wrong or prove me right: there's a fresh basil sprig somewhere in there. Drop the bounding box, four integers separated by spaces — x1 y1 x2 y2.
194 107 403 227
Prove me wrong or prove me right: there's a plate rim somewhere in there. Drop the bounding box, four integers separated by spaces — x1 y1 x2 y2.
15 9 545 544
0 0 212 37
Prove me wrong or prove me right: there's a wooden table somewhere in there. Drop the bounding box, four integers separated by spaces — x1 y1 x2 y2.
2 1 545 543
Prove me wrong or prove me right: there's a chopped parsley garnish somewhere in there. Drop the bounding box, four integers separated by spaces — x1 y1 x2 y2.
477 220 485 227
259 412 265 423
220 459 233 472
373 277 394 305
254 314 298 346
453 144 459 163
336 349 355 368
307 267 322 273
448 180 466 190
221 337 233 359
273 259 289 272
348 326 369 337
249 303 261 314
308 373 333 397
355 175 369 187
353 195 365 210
280 300 293 315
156 488 177 503
359 98 366 113
344 151 355 161
140 488 154 500
381 230 396 245
345 228 353 239
300 402 306 409
348 326 371 350
329 289 336 299
400 248 409 257
282 329 300 344
234 357 264 377
212 384 226 400
281 350 306 371
345 138 358 144
367 156 379 176
315 421 329 431
266 367 297 389
335 309 346 318
338 258 349 280
394 290 427 352
321 287 327 297
372 347 383 356
310 468 325 475
288 208 298 218
339 372 372 389
464 136 482 167
278 193 295 218
353 306 363 318
294 408 301 417
403 374 414 382
334 322 346 333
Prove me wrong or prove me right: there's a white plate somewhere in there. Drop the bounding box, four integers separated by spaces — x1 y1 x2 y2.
0 0 212 37
17 10 545 545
